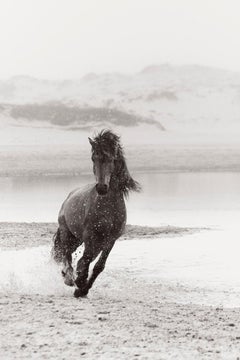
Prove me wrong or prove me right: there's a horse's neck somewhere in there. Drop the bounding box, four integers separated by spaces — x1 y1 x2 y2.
109 180 123 197
111 157 131 195
109 173 124 198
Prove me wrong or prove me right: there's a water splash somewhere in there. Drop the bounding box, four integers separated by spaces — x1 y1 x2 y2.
0 246 70 295
0 243 88 296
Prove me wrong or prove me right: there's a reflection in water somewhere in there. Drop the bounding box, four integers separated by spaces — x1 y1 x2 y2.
0 173 240 223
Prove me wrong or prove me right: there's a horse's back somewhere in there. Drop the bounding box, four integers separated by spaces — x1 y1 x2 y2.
58 184 95 238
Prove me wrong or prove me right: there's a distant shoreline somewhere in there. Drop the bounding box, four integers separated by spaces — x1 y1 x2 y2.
0 223 204 250
0 145 240 177
1 168 240 178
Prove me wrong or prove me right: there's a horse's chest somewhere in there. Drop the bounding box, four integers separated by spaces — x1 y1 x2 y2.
88 202 126 235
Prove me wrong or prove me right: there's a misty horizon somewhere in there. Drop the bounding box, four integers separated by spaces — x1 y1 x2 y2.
1 62 240 82
1 0 240 79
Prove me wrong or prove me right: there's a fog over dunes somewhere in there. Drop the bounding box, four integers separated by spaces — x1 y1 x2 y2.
0 65 240 176
0 64 240 134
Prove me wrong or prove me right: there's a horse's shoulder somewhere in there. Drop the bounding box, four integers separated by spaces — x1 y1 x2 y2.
67 184 94 201
58 184 95 224
61 184 95 213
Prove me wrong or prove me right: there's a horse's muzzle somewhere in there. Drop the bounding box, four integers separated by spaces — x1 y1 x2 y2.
96 183 108 195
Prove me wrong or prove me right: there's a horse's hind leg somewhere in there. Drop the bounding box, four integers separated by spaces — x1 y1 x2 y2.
52 222 79 286
62 229 80 287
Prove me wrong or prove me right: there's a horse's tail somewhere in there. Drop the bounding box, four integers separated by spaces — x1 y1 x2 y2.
51 228 62 263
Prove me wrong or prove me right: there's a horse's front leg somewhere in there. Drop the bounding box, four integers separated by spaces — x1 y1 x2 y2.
74 246 93 297
87 241 115 291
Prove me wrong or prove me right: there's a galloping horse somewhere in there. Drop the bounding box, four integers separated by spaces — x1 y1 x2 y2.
52 130 140 297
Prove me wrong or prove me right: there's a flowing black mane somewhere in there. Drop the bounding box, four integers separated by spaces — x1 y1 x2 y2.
92 129 121 156
92 130 141 197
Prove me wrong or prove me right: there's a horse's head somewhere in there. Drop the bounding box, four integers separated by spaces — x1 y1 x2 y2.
89 130 119 196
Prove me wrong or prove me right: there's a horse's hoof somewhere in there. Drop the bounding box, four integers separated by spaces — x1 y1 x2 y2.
64 278 74 287
62 269 74 286
63 273 74 287
74 288 89 298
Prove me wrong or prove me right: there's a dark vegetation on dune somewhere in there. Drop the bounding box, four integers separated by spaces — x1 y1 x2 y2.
146 90 178 102
9 103 164 130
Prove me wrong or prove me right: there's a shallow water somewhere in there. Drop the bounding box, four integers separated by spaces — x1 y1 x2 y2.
0 172 240 226
1 229 240 307
1 172 240 307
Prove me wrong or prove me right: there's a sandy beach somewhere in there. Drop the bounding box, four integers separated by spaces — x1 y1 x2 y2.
1 223 240 359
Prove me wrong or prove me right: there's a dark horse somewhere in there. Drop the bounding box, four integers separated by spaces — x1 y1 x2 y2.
52 130 140 297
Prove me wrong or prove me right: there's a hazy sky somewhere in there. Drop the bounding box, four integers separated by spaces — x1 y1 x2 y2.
1 0 240 79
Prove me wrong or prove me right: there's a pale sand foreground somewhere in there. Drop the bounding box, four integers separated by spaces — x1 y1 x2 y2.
0 223 240 359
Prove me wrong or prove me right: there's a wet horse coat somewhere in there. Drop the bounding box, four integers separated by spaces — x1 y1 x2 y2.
52 130 140 297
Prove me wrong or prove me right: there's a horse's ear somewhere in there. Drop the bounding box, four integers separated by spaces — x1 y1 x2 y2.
88 137 94 147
